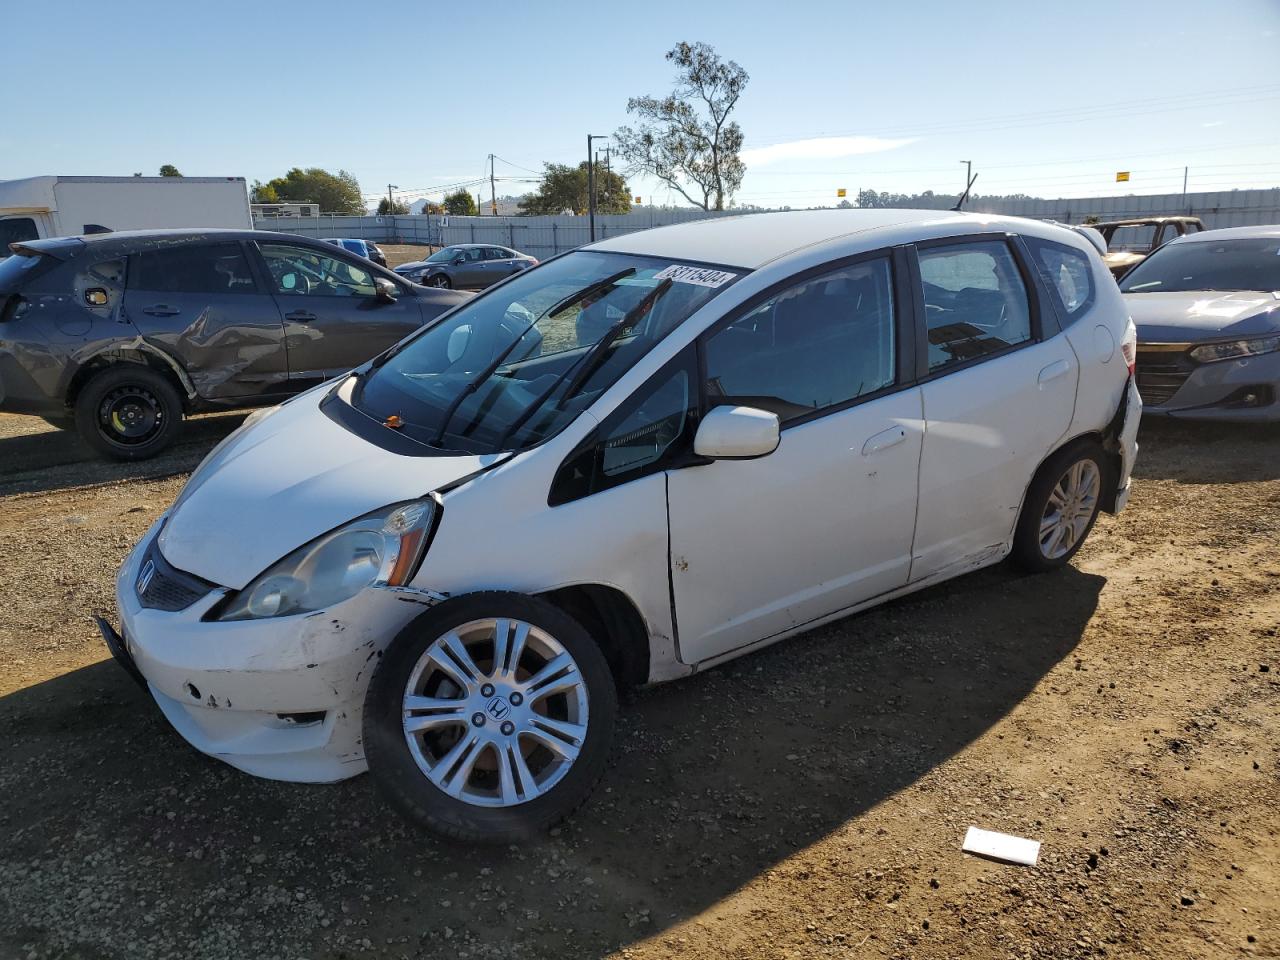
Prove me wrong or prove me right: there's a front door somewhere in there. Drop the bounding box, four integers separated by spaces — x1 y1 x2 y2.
666 254 924 664
122 240 290 400
908 236 1079 582
254 241 425 385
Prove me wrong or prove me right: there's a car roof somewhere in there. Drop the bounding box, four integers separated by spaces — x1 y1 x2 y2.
1166 224 1280 243
587 209 1067 269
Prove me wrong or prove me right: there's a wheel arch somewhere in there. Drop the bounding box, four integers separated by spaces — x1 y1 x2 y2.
536 583 651 689
1025 429 1120 521
66 342 197 411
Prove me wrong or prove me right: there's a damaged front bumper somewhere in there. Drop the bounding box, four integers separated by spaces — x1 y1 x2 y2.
108 517 437 783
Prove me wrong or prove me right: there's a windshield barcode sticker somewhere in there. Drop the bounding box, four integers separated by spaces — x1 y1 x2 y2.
653 265 737 288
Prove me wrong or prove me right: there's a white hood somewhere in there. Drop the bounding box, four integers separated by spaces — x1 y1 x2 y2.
158 383 504 589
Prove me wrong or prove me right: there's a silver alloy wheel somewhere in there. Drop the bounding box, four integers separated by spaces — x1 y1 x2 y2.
401 618 589 807
1039 459 1101 559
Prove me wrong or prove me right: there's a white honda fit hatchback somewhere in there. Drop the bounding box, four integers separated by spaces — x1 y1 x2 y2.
104 210 1140 841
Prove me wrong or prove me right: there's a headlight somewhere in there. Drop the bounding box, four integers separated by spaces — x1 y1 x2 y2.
1189 334 1280 363
217 499 436 621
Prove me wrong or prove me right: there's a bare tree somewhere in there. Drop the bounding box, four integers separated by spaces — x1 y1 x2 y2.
613 42 748 211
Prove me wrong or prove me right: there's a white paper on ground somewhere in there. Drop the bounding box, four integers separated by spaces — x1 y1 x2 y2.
962 826 1041 866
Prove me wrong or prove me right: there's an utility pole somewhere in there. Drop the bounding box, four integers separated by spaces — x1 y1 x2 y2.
489 154 497 216
387 184 398 215
587 134 607 241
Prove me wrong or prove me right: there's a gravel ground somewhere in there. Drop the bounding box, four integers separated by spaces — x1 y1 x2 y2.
0 411 1276 960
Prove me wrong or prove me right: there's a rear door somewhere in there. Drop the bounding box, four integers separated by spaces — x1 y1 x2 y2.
485 246 520 281
908 235 1078 582
122 241 290 400
456 247 487 287
253 240 425 385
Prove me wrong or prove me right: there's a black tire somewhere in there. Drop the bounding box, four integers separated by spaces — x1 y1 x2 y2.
427 273 451 289
363 591 617 843
73 365 183 461
1011 440 1109 572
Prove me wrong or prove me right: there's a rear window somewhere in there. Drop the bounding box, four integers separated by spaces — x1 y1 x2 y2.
131 242 258 294
1024 237 1095 324
0 218 39 257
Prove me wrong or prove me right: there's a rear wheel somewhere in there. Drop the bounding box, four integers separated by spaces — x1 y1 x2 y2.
73 365 183 461
1012 441 1107 572
363 592 617 843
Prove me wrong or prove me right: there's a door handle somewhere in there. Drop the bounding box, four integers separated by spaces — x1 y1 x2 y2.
1038 359 1070 385
142 304 179 317
285 310 318 322
861 425 907 456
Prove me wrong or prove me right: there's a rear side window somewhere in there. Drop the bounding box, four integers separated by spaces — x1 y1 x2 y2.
485 247 510 260
131 242 258 294
1024 236 1094 325
918 241 1031 373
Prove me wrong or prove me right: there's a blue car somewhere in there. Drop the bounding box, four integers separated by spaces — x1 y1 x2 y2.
322 238 387 268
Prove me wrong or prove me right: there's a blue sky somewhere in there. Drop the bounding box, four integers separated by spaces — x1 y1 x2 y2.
3 0 1278 210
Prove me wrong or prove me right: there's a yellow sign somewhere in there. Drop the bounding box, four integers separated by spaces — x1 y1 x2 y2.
1116 171 1130 182
634 196 642 204
837 188 847 197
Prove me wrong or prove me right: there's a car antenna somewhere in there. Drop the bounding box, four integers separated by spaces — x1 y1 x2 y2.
952 172 979 212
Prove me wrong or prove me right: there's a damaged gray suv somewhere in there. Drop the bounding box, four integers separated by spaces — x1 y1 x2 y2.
0 229 467 459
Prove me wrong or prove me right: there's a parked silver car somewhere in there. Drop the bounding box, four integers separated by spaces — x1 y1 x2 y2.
1121 225 1280 420
393 244 537 289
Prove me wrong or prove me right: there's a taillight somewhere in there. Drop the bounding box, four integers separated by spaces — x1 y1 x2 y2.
1120 319 1137 374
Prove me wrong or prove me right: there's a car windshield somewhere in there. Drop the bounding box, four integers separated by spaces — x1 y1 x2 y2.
426 246 463 263
1120 237 1280 294
351 251 740 454
1103 224 1158 253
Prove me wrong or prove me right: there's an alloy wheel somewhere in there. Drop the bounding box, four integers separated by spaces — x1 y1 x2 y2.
1039 459 1100 559
401 618 589 808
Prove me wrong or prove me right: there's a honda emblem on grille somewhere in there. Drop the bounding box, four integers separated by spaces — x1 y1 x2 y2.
136 559 156 596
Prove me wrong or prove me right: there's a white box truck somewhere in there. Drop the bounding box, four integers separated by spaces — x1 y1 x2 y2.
0 175 254 254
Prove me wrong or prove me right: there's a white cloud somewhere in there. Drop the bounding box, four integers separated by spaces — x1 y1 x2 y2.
1201 120 1226 128
741 135 916 167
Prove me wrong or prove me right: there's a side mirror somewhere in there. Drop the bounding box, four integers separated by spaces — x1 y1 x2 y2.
453 256 466 265
374 277 398 304
693 406 780 460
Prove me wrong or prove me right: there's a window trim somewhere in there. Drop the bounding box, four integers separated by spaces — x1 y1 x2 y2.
694 246 916 434
907 232 1053 383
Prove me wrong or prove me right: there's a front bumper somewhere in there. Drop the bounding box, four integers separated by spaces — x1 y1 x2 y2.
1137 345 1280 422
110 518 436 783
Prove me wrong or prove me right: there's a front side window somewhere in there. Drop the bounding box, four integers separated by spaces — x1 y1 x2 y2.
702 257 896 423
918 241 1032 372
259 243 375 297
352 251 740 454
1120 237 1280 294
426 246 462 263
1025 236 1094 324
131 242 258 294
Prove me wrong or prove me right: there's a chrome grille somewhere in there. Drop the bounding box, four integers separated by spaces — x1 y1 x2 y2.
1135 345 1193 406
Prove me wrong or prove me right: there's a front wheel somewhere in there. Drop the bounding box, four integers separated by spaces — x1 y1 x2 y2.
427 273 451 288
1011 442 1107 572
363 592 617 843
73 365 183 461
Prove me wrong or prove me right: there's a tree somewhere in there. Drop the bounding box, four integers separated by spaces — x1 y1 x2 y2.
518 162 631 216
159 164 182 177
443 190 477 216
250 167 364 214
377 197 409 215
613 42 748 210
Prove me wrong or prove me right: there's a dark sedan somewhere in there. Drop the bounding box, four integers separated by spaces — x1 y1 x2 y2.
393 243 536 289
0 228 468 459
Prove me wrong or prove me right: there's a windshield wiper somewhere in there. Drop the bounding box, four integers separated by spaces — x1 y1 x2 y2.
431 268 636 446
491 278 674 450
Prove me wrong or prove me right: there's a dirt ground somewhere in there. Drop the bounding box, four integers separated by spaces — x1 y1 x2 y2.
0 410 1276 960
